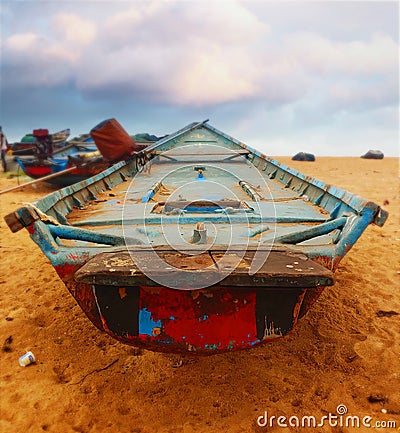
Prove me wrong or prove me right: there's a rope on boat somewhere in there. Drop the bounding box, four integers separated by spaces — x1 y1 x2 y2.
135 152 148 173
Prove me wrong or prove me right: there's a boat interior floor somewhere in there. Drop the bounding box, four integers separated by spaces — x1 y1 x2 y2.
63 157 334 249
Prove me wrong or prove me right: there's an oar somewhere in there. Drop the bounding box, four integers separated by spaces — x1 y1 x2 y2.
0 164 81 195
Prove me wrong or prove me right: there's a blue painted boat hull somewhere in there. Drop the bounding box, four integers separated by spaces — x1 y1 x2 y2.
16 143 108 186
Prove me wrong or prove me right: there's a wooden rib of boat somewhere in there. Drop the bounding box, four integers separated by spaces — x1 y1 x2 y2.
5 120 388 354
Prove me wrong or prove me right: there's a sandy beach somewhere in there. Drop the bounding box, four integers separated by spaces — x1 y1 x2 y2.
0 157 399 433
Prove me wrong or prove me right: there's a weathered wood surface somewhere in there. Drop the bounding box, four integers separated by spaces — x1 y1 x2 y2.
75 248 334 288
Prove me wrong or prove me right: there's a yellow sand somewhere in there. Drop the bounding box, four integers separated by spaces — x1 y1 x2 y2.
0 157 399 433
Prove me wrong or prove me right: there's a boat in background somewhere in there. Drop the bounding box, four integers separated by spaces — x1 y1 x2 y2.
11 128 71 156
5 120 388 354
15 133 109 186
16 150 108 187
15 124 161 186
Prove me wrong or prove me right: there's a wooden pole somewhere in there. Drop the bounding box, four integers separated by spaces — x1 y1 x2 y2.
0 165 79 195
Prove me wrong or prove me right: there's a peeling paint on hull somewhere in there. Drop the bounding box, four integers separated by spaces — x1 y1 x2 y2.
62 273 311 354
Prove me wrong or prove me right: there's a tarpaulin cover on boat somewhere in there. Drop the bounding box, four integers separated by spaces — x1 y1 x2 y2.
90 118 146 162
33 129 50 138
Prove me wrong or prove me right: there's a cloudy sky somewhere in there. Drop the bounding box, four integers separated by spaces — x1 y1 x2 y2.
0 1 398 156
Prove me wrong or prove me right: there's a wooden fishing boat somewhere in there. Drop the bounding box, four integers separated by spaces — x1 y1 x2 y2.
5 120 388 354
15 140 108 187
15 130 161 186
11 128 71 156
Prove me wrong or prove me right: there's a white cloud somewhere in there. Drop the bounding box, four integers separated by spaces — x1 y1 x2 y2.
105 1 165 32
283 31 397 76
4 2 397 110
51 13 96 45
3 13 98 87
167 47 258 105
252 30 398 110
71 1 268 105
179 1 270 45
5 32 41 52
3 32 77 87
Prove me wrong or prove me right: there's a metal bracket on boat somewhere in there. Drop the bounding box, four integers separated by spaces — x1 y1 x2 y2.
239 180 263 201
142 180 163 202
192 222 207 244
373 207 389 227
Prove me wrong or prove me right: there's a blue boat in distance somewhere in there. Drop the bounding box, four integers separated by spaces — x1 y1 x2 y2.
15 138 108 187
5 120 388 354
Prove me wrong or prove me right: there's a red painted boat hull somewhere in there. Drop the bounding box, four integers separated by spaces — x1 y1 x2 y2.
61 276 310 354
